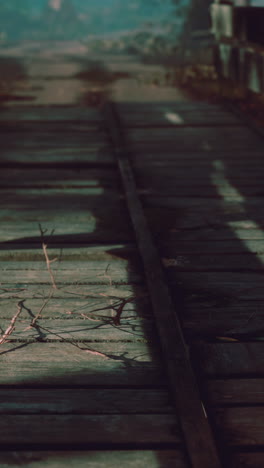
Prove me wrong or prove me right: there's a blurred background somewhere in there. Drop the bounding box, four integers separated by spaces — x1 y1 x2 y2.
0 0 263 118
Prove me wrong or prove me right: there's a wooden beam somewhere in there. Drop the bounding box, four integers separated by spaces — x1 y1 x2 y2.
104 102 223 468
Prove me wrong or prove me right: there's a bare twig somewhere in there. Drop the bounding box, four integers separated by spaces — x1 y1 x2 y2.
30 288 54 328
39 224 58 289
42 243 58 289
0 300 25 344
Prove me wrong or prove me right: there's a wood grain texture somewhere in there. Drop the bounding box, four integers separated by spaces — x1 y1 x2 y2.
0 262 142 284
0 168 120 188
0 388 172 414
128 127 262 151
0 342 164 386
107 102 223 468
0 414 181 445
214 407 264 446
0 295 149 320
0 107 103 122
205 379 264 405
230 452 264 468
0 318 155 342
0 147 114 165
192 343 264 376
0 450 189 468
0 188 133 243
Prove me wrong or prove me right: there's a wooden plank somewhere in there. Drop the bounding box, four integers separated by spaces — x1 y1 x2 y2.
0 318 155 342
0 188 133 243
143 195 264 209
205 379 264 405
0 284 146 301
166 228 264 242
0 414 180 446
214 407 264 446
136 186 264 198
0 450 189 468
0 262 143 284
0 342 164 386
131 141 262 152
119 110 240 126
0 107 103 122
105 103 222 468
0 133 107 148
181 305 264 339
0 147 114 165
128 128 263 151
0 168 120 188
0 244 138 261
0 296 148 320
161 240 264 254
162 254 264 272
132 150 264 163
169 272 264 300
192 343 264 376
0 122 104 133
0 388 172 414
230 453 264 468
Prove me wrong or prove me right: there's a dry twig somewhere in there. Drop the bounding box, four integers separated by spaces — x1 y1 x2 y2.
0 300 25 344
39 224 58 289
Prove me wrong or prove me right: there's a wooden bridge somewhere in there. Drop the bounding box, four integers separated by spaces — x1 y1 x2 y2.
0 93 264 468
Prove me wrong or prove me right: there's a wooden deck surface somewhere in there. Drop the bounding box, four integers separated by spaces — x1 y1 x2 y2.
0 98 263 467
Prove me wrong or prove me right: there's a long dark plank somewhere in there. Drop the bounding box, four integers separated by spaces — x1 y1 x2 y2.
205 379 264 405
0 388 172 414
0 414 181 446
214 407 264 446
105 103 222 468
0 342 164 387
0 450 189 468
192 343 264 376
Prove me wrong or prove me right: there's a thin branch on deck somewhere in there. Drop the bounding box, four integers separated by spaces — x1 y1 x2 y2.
39 224 58 289
0 300 25 345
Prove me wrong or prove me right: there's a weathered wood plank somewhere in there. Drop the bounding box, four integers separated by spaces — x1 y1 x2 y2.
0 122 104 133
128 127 263 151
0 295 149 320
214 407 264 446
106 103 223 468
0 133 107 149
137 186 264 198
166 228 264 242
0 244 138 261
230 452 264 468
192 343 264 376
0 107 103 122
0 342 164 386
0 168 120 188
0 147 114 165
0 188 133 243
0 414 180 445
0 388 172 414
0 262 142 284
205 379 264 405
169 273 264 300
162 254 264 271
0 318 155 342
132 150 264 163
0 284 145 301
181 306 264 339
161 240 264 254
0 450 189 468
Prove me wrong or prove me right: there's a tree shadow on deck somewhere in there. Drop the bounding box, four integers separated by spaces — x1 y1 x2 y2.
0 112 183 467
